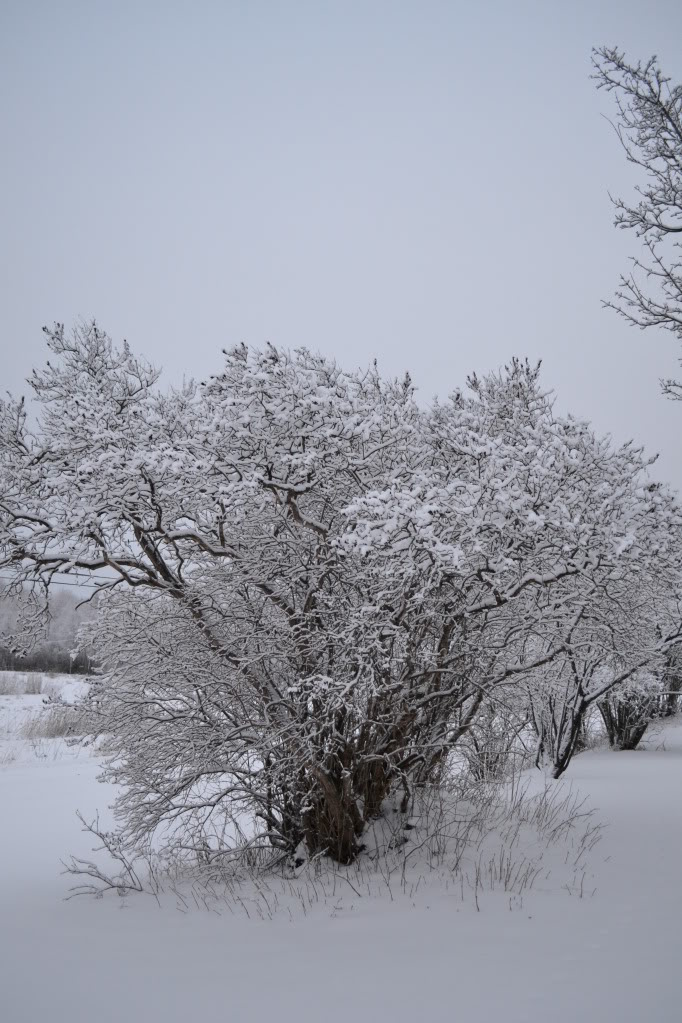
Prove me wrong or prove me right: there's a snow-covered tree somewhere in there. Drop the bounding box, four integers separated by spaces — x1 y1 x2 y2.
2 324 680 863
598 669 664 751
525 570 682 776
593 46 682 397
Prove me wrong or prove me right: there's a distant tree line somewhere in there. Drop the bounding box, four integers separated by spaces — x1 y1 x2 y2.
0 589 96 675
0 643 94 675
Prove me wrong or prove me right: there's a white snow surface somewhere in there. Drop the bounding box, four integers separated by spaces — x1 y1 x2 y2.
1 686 681 1022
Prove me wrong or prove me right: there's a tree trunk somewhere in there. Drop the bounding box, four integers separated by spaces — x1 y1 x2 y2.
598 698 653 751
550 701 588 779
303 769 364 864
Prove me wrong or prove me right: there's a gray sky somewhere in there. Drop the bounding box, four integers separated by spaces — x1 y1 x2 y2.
2 0 681 489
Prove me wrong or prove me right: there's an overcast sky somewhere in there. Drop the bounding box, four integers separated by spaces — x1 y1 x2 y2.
2 0 681 489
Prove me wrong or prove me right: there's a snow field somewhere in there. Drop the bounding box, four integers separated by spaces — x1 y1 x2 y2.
0 679 681 1022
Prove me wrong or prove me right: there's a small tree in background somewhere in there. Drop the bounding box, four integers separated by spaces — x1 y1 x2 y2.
525 569 681 777
598 670 664 751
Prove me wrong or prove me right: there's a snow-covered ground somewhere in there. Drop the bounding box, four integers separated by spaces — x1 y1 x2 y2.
1 679 680 1022
0 673 89 768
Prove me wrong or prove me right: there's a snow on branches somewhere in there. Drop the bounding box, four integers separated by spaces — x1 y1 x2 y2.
1 324 681 863
593 46 682 397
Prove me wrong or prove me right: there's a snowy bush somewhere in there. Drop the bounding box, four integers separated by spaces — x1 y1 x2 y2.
2 323 682 867
597 670 666 750
457 699 534 782
524 571 680 776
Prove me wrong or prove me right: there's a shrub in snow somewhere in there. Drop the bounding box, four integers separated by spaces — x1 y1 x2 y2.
2 323 681 865
525 566 681 777
457 699 533 782
597 670 666 751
